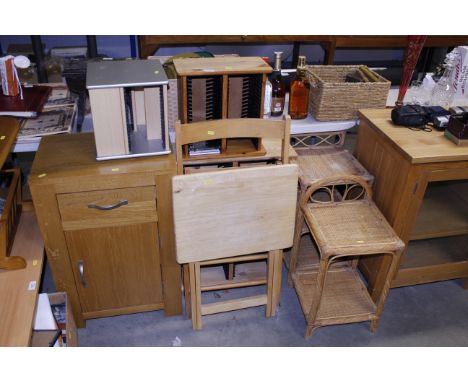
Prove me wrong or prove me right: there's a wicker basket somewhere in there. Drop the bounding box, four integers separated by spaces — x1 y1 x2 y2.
305 65 391 121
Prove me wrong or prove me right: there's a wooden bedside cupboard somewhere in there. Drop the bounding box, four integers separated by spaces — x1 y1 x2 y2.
355 109 468 300
29 133 181 327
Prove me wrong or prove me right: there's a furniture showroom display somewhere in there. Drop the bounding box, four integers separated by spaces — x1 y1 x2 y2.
1 37 466 346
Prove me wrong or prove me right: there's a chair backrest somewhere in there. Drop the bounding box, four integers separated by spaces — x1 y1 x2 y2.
172 164 298 264
300 174 373 208
175 116 291 174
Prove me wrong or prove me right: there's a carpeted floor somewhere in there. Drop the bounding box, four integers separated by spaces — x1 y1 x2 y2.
40 254 468 347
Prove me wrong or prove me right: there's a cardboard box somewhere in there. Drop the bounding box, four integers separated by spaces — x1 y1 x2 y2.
32 292 78 347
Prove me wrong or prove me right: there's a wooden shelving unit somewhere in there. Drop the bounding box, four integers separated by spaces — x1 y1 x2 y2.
401 235 468 270
173 56 272 160
410 181 468 241
0 117 25 271
396 180 468 286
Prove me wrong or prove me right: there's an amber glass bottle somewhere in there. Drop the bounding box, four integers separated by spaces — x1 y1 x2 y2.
289 56 310 119
270 51 286 117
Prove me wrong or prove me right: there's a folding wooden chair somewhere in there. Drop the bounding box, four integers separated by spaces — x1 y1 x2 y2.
175 116 292 317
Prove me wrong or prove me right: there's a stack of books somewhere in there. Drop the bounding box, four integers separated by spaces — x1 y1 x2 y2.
188 140 221 156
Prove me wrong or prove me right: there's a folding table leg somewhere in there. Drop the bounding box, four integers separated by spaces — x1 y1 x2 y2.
189 262 202 330
183 264 191 319
270 249 283 316
288 205 304 287
266 251 275 317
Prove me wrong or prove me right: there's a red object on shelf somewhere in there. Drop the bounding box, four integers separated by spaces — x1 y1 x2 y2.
0 85 51 117
396 35 427 106
1 57 20 97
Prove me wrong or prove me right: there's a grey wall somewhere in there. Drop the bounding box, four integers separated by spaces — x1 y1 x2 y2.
0 35 134 58
0 35 405 68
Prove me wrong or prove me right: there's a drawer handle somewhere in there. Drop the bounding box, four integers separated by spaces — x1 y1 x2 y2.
78 260 87 288
87 199 128 211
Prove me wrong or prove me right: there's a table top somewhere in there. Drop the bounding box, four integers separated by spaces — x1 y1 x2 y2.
359 108 468 164
269 93 357 134
0 211 44 346
173 56 272 76
30 132 176 184
86 59 168 89
288 115 356 135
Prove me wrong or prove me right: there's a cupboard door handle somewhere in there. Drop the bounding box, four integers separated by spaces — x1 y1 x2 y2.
78 260 87 288
87 199 128 211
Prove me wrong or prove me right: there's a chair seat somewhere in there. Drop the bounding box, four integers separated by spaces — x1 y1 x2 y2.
296 148 374 186
304 199 405 258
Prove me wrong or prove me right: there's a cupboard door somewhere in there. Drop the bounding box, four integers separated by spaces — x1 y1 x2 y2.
65 222 163 316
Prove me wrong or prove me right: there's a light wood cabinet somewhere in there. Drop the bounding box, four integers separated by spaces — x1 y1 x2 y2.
29 133 181 327
355 109 468 299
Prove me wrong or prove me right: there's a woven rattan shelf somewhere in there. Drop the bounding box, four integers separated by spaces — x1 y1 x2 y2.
292 267 376 325
308 199 404 257
295 148 374 187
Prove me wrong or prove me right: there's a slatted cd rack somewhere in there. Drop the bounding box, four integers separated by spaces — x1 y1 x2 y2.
173 56 272 159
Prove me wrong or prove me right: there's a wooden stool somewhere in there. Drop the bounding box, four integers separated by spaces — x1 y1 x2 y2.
289 175 404 339
172 164 298 330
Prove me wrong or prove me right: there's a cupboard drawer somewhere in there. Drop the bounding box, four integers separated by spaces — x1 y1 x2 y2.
57 186 157 230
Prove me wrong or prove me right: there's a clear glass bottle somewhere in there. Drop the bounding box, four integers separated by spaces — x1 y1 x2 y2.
270 51 285 117
289 56 310 119
431 51 459 108
262 57 272 118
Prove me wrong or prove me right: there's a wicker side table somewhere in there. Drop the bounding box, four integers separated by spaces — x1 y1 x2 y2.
286 146 375 280
289 175 404 339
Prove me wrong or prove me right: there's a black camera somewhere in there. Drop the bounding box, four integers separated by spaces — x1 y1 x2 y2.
391 105 428 127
